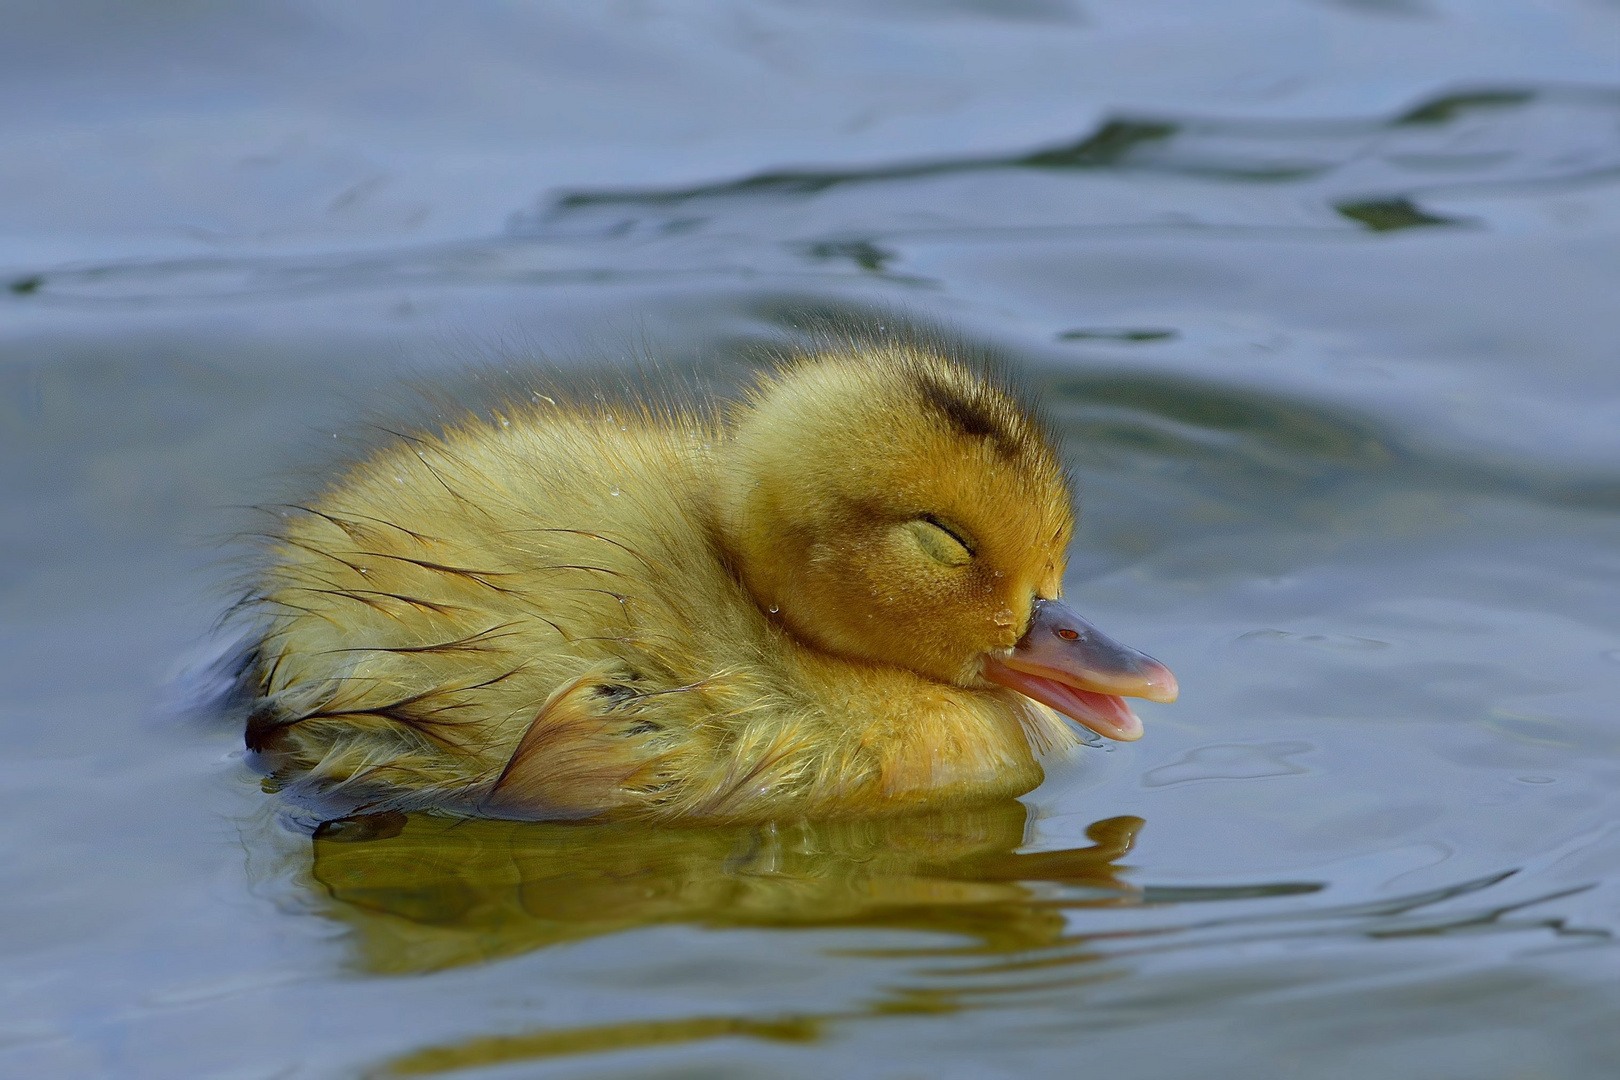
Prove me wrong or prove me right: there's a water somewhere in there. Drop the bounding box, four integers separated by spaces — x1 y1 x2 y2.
3 3 1619 1077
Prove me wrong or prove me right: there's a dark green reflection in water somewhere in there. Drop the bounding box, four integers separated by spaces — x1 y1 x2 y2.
1397 89 1536 126
519 84 1617 238
1057 328 1179 343
1335 197 1464 232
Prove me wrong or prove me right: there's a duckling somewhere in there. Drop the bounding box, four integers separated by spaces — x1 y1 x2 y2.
241 333 1176 822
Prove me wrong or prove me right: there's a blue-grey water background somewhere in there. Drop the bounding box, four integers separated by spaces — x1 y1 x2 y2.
3 2 1620 1077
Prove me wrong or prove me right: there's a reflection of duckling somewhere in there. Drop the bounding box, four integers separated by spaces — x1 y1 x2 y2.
243 332 1176 820
310 803 1147 974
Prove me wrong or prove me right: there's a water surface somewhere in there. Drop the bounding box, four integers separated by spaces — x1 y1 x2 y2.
3 3 1619 1078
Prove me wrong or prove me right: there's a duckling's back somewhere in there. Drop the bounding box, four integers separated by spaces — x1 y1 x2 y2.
249 403 764 816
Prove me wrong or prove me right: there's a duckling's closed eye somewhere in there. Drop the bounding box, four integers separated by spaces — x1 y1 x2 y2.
906 515 975 566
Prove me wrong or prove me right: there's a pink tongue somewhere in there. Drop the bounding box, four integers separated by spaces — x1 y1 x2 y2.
984 664 1144 742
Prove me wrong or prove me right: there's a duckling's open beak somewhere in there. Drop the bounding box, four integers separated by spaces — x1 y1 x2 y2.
982 598 1178 742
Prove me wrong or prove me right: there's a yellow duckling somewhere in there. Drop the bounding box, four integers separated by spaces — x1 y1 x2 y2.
242 333 1176 821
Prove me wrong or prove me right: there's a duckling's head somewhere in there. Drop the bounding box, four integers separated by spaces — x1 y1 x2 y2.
716 339 1175 741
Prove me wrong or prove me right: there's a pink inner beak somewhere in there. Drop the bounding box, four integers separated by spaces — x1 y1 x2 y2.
982 598 1177 743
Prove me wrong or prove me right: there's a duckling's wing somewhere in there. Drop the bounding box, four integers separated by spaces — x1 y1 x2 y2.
483 668 675 819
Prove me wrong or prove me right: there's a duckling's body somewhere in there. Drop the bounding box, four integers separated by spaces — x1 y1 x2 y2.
244 337 1173 821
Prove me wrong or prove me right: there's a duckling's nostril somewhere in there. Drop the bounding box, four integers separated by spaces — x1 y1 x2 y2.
1010 597 1176 702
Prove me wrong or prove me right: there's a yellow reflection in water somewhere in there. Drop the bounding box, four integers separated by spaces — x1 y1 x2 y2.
311 801 1143 976
379 1014 821 1076
312 803 1157 1076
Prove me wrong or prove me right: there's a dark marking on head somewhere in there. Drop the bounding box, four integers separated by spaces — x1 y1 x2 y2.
915 376 1009 444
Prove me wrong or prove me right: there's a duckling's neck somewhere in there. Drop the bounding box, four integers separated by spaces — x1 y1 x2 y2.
772 647 1057 810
